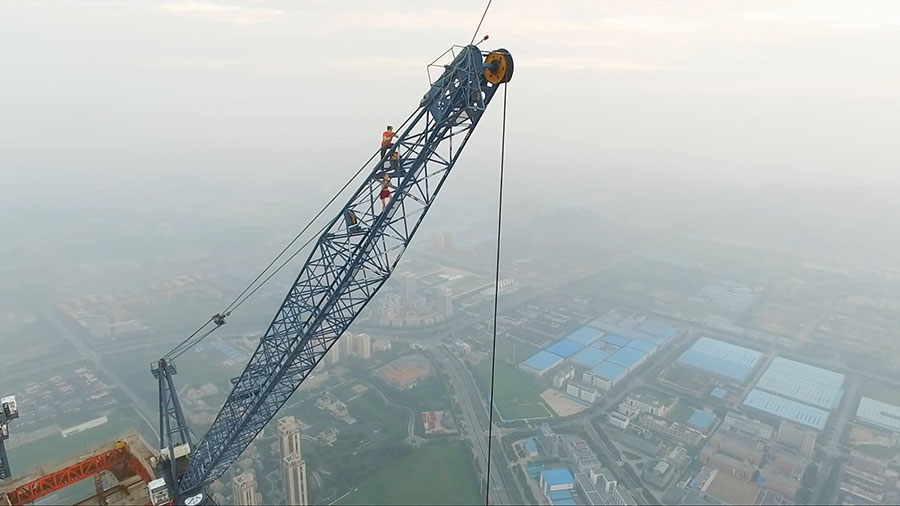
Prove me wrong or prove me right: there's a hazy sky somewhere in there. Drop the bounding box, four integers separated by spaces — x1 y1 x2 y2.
3 0 900 208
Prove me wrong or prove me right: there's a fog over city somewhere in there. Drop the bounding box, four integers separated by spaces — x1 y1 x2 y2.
2 1 900 505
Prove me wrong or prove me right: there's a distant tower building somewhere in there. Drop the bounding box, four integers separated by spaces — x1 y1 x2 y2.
339 332 354 358
438 288 453 316
326 340 341 365
277 416 301 461
399 272 417 302
355 333 372 359
232 471 261 506
282 453 309 506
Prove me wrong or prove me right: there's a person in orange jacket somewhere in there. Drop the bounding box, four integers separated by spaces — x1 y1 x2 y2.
380 125 396 158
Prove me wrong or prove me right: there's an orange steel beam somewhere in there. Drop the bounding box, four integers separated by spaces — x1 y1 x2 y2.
9 445 151 506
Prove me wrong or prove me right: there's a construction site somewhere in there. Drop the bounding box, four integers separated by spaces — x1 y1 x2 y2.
0 431 157 506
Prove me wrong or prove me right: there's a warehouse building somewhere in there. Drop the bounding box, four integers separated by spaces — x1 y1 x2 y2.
742 389 830 431
754 357 845 411
676 337 763 383
856 397 900 434
520 351 565 376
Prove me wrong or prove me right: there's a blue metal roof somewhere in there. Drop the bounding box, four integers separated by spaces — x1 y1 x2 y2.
570 347 610 368
677 337 762 382
542 468 574 486
565 326 604 346
710 386 728 399
550 491 576 505
637 319 679 341
755 368 843 411
524 437 539 454
743 389 830 430
522 351 564 373
766 357 845 389
602 334 631 348
591 361 627 381
687 410 715 431
626 339 656 353
607 346 647 369
546 339 583 358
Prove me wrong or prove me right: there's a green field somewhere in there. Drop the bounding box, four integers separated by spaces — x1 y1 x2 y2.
474 361 552 420
350 392 408 438
339 441 480 505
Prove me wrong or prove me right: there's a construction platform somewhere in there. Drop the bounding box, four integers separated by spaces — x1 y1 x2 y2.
0 431 156 506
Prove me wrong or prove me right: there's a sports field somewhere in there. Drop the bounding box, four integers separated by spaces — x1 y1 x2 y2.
474 361 552 420
339 441 481 505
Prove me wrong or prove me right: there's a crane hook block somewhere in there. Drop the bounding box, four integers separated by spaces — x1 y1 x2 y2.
484 49 514 85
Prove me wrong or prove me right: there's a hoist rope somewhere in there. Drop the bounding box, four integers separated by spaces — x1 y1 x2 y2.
485 82 508 506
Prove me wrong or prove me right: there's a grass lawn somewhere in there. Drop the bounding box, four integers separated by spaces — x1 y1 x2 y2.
339 441 481 505
349 392 408 438
473 361 551 420
666 402 695 424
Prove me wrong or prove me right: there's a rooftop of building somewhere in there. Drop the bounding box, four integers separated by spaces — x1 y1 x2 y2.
549 490 576 505
743 388 830 431
570 347 611 368
629 387 675 408
626 339 656 353
755 368 844 411
565 327 604 346
591 361 627 381
856 397 900 432
607 346 647 369
677 337 763 382
542 468 575 486
601 334 631 348
687 410 716 431
522 351 564 372
637 318 679 340
546 339 584 358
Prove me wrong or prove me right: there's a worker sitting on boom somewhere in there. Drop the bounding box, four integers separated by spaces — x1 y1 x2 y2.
383 151 402 176
380 125 396 158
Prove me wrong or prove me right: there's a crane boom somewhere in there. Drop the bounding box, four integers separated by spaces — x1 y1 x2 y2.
175 44 513 495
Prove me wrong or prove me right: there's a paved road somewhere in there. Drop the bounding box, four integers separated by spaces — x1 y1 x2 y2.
437 347 513 505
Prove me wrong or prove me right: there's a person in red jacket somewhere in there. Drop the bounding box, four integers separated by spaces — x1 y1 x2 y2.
379 173 391 211
380 125 396 158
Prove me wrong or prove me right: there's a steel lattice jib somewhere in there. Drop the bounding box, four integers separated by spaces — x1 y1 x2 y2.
173 44 512 494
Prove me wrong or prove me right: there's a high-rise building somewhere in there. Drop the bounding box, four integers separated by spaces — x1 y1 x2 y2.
399 272 416 302
327 340 341 365
354 333 372 359
438 288 453 316
282 453 309 506
339 332 354 358
233 471 261 506
277 416 301 461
